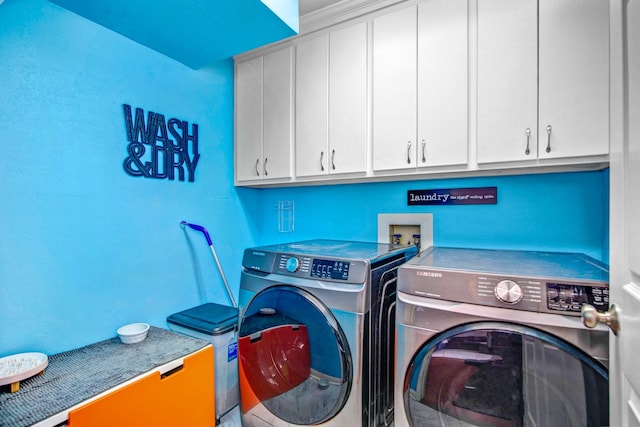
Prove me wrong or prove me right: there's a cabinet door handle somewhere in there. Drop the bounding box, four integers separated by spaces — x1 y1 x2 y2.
525 128 531 155
320 151 325 172
255 159 260 176
331 149 336 170
546 125 552 153
421 139 426 163
264 157 268 176
407 141 412 164
160 364 184 379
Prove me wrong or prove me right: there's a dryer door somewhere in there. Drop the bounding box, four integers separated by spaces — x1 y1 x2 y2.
238 285 352 425
403 322 608 427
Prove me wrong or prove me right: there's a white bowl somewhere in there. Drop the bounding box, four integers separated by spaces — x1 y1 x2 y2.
117 323 150 344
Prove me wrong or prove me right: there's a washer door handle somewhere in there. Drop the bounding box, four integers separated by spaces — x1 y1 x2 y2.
581 304 620 335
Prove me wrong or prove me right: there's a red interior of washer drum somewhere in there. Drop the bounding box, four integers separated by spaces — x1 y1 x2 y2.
239 324 311 411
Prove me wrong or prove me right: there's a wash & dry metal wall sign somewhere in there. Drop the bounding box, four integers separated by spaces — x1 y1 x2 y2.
122 104 200 182
408 187 497 206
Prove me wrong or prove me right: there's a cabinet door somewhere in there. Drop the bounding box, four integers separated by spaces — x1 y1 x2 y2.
417 0 468 167
263 48 292 179
235 57 263 181
372 6 417 171
69 347 215 427
329 22 368 175
538 0 609 159
477 0 538 164
295 35 329 177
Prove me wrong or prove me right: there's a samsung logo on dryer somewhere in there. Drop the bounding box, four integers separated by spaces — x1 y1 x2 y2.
416 270 443 278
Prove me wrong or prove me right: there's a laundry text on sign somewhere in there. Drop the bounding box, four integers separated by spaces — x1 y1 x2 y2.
407 187 498 206
123 104 200 182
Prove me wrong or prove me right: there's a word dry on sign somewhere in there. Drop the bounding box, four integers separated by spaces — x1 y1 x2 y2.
123 104 200 182
408 187 498 206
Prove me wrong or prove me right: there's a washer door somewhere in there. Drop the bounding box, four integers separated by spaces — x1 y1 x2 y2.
404 322 608 427
238 285 352 425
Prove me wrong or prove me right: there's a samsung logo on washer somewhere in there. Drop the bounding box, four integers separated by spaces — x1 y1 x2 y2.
417 271 443 278
122 104 200 182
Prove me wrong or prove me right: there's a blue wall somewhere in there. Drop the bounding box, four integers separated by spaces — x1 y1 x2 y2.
0 0 260 356
256 171 609 261
0 0 609 358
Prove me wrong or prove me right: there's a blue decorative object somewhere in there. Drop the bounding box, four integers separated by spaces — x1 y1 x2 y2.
123 104 200 182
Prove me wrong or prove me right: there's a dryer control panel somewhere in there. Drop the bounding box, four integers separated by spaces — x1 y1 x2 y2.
400 269 609 316
546 282 609 313
397 247 609 316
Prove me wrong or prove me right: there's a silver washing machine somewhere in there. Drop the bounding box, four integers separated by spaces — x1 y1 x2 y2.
395 247 609 427
238 239 417 427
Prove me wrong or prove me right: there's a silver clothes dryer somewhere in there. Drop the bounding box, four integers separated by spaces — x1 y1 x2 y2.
395 247 609 427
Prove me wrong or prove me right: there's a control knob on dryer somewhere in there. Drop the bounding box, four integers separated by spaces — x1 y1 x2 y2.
494 280 523 304
285 256 300 273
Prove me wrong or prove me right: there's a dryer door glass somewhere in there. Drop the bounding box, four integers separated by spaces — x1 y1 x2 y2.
239 285 352 425
403 322 608 427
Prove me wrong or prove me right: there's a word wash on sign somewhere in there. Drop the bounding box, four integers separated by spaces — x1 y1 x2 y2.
123 104 200 182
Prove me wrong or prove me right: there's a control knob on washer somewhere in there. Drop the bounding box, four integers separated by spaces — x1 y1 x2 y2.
494 280 523 304
285 256 300 273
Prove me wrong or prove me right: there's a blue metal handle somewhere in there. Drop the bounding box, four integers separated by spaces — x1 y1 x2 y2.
180 221 213 246
180 220 237 308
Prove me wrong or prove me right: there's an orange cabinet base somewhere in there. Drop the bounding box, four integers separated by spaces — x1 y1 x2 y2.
68 346 214 427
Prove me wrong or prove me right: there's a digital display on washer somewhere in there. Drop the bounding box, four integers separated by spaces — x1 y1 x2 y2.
546 283 609 313
311 259 350 280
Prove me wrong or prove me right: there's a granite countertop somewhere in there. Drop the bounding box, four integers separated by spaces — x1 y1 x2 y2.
0 327 209 427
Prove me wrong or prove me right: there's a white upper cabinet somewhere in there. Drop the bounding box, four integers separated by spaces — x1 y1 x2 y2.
373 0 468 172
329 22 368 175
262 48 293 179
538 0 609 159
295 22 368 177
478 0 609 164
477 0 538 163
236 56 263 182
417 0 468 168
372 6 418 171
295 34 329 177
236 47 292 183
234 0 612 187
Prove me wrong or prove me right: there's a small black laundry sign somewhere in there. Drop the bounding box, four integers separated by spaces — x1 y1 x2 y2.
408 187 497 206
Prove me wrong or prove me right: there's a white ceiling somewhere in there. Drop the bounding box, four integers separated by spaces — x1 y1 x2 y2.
299 0 344 15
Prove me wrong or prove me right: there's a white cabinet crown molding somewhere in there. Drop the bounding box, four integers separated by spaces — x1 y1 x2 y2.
300 0 407 34
234 0 407 62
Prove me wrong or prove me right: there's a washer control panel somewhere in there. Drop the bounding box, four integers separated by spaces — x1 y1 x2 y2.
276 254 357 282
242 246 374 284
310 258 350 280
